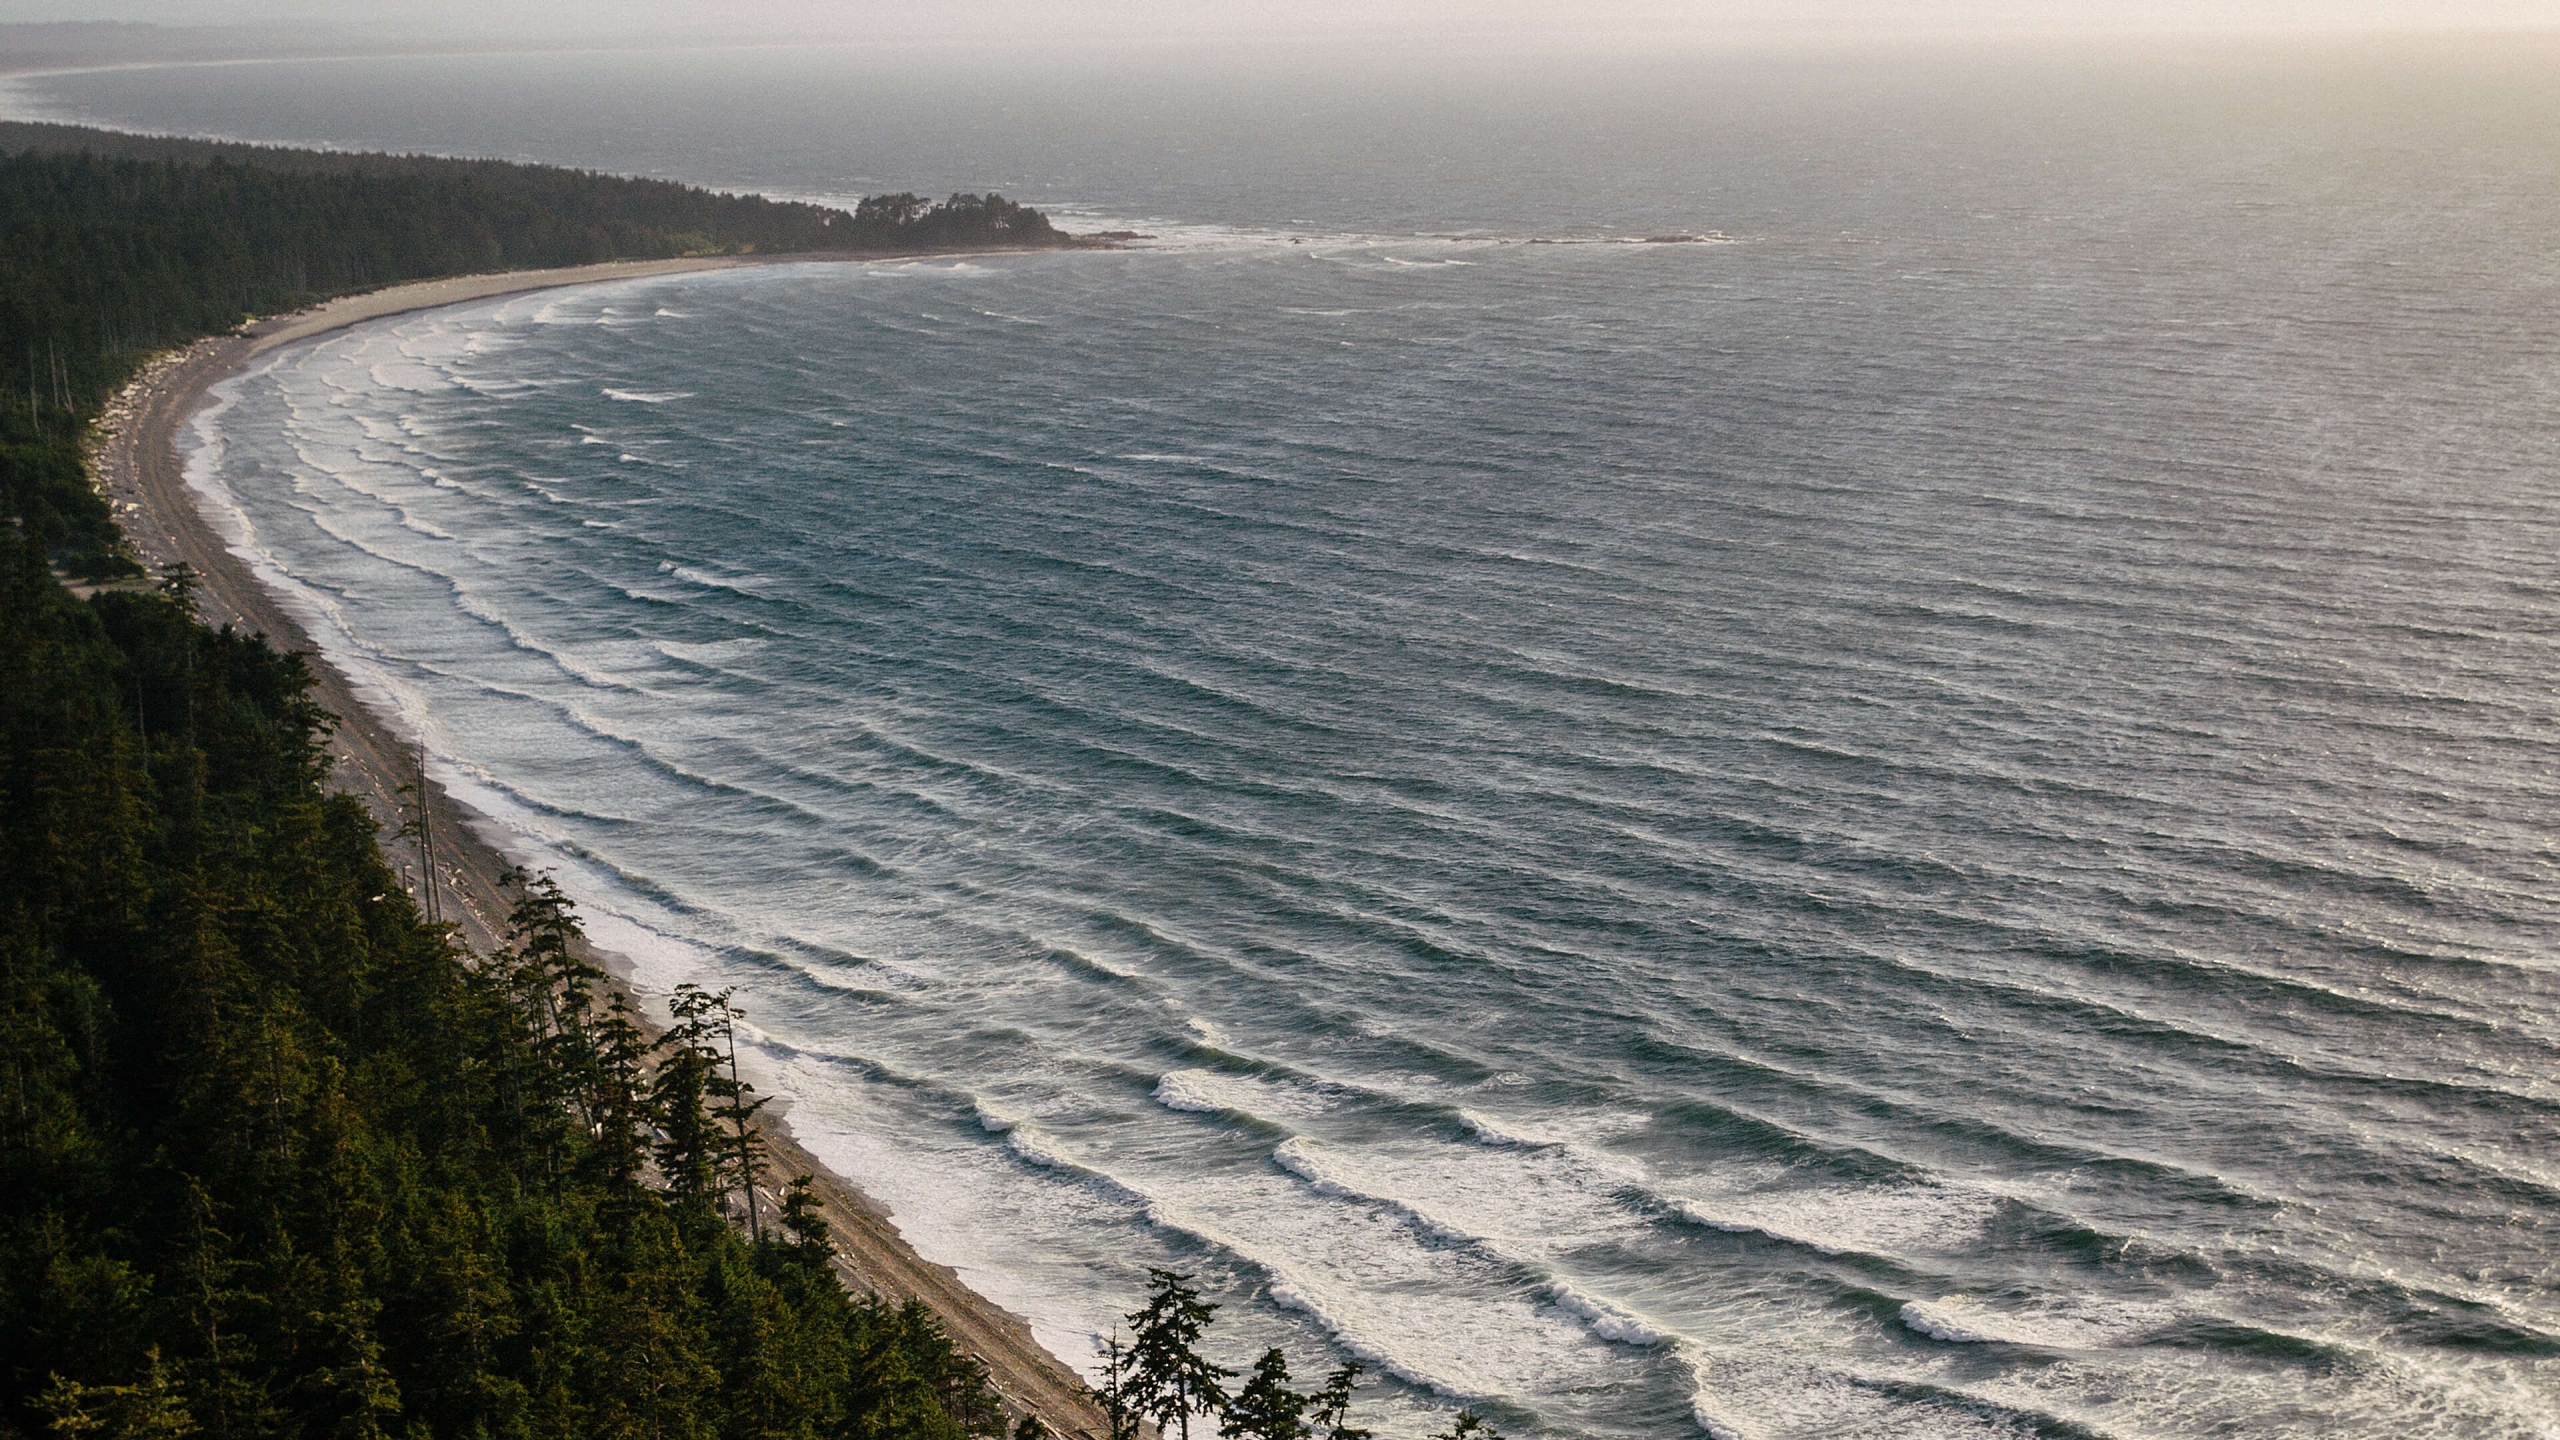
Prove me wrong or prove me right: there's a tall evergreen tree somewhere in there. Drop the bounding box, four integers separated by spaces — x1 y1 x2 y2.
694 984 771 1241
1094 1332 1143 1440
1309 1361 1372 1440
652 985 729 1210
1221 1348 1309 1440
779 1174 835 1269
1124 1269 1234 1440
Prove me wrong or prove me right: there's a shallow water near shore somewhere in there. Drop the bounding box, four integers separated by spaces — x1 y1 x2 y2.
31 35 2560 1438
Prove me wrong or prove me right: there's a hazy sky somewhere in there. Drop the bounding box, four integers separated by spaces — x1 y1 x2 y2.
6 0 2555 49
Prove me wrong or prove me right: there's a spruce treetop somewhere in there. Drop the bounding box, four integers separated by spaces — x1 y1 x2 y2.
1430 1410 1505 1440
1125 1268 1236 1440
1311 1361 1373 1440
1222 1347 1311 1440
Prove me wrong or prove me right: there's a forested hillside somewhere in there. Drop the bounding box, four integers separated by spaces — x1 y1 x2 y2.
0 550 1014 1439
0 124 1068 1440
0 122 1074 576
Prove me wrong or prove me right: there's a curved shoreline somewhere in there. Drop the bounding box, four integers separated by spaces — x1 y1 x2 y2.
93 255 1110 1438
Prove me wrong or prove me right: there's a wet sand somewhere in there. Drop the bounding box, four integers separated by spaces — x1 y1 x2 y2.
91 256 1110 1438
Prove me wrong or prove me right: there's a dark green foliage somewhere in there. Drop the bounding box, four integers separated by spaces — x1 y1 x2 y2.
1219 1350 1306 1440
847 193 1060 251
661 984 772 1242
1428 1412 1502 1440
0 528 1009 1438
1100 1292 1377 1440
0 123 1075 575
32 1348 195 1438
1308 1363 1370 1440
1124 1270 1233 1440
0 435 115 578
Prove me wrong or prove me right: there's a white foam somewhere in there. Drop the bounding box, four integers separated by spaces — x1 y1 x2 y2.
1271 1135 1457 1232
1669 1177 2001 1261
1898 1294 2181 1349
1153 1068 1339 1122
1267 1139 1665 1350
603 388 695 404
1545 1279 1668 1347
1456 1108 1551 1147
656 637 771 667
1682 1344 2036 1440
1004 1123 1079 1170
1153 1070 1225 1113
666 563 773 597
1899 1299 2005 1345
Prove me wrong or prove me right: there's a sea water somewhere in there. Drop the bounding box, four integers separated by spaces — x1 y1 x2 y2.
16 37 2560 1437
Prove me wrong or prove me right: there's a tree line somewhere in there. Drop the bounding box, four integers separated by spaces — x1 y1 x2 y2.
0 122 1079 577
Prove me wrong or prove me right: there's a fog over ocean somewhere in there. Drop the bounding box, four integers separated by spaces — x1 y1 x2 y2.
15 37 2560 1436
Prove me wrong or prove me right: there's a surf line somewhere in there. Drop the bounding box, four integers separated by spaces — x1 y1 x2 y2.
94 250 1113 1435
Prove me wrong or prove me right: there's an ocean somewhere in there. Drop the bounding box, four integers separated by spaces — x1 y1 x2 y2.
14 34 2560 1437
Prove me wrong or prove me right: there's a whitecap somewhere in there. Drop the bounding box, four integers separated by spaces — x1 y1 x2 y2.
1152 1070 1225 1113
667 565 772 597
1897 1294 2181 1349
1456 1109 1551 1147
1669 1178 2001 1260
1544 1279 1668 1347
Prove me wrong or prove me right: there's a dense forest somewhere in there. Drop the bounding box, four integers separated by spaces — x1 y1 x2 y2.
0 545 1024 1438
0 125 1076 1440
0 121 1076 576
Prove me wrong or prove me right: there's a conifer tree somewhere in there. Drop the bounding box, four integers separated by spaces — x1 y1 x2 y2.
662 982 771 1231
584 990 655 1192
1309 1361 1372 1440
1125 1269 1234 1440
1222 1348 1309 1440
1429 1410 1504 1440
491 869 607 1190
652 986 727 1209
33 1348 195 1439
706 986 772 1240
1095 1332 1143 1440
780 1174 835 1266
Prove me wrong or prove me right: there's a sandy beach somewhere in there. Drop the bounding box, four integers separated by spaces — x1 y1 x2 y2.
92 255 1109 1438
